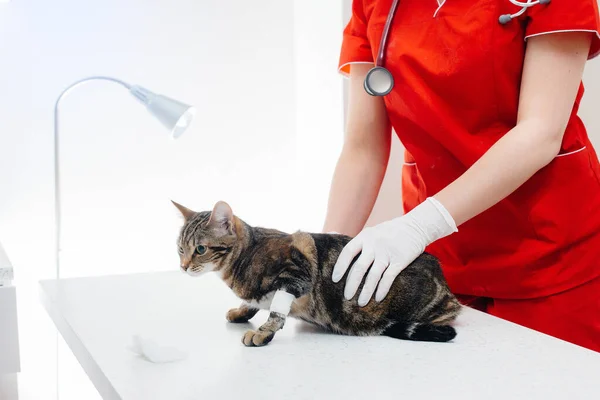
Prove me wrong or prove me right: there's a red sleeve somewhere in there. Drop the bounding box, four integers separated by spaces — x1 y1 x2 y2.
338 0 374 77
524 0 600 59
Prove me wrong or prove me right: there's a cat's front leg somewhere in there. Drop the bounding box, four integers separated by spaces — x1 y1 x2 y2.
242 290 295 347
242 311 286 347
226 303 259 323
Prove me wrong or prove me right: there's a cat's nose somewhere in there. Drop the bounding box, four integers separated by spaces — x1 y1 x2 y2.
180 258 191 272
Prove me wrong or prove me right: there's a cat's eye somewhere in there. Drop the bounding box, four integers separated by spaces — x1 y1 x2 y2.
195 245 207 255
178 246 184 255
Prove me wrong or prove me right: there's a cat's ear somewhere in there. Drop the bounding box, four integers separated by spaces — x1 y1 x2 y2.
171 200 195 221
208 201 234 234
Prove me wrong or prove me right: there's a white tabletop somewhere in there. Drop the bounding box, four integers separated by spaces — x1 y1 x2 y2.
39 271 600 400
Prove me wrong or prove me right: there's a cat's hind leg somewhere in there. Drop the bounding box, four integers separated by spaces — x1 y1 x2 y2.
382 322 457 342
226 303 259 323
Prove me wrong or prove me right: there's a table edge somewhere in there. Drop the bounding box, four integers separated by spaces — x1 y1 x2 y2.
38 280 121 400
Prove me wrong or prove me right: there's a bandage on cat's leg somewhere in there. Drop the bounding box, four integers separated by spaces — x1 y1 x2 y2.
226 303 259 323
242 290 296 347
270 290 296 315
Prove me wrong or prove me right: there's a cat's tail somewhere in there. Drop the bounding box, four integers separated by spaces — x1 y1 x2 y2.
382 322 457 343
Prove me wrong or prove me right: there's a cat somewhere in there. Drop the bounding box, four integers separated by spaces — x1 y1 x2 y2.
172 200 462 347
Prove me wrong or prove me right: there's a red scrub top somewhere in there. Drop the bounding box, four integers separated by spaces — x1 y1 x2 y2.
339 0 600 299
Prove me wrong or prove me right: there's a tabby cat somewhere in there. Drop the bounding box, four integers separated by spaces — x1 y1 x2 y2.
173 200 462 347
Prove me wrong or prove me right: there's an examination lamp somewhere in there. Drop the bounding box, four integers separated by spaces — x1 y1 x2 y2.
54 76 195 278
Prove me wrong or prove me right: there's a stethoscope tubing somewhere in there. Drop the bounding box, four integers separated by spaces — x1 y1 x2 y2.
376 0 401 67
365 0 551 96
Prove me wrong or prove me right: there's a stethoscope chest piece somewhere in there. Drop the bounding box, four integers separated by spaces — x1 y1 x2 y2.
364 66 395 97
363 0 401 97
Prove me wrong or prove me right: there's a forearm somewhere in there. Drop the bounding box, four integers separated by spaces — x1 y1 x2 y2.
434 32 591 227
322 61 391 236
323 145 388 236
435 120 561 226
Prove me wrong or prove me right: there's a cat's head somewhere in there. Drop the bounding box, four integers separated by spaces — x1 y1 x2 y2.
171 200 239 277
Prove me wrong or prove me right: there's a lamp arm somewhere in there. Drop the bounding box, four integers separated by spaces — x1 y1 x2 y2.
53 76 131 279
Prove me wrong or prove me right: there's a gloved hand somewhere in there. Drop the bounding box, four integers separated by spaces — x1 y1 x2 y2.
331 197 458 306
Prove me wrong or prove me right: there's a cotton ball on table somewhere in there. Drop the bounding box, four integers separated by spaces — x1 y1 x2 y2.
127 334 188 363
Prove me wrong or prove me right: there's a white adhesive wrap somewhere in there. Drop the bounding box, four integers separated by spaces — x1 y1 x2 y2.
270 290 296 316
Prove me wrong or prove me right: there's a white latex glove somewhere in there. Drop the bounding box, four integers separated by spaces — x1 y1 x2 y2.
331 197 458 306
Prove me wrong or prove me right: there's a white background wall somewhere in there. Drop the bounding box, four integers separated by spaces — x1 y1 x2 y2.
1 0 301 281
0 1 345 398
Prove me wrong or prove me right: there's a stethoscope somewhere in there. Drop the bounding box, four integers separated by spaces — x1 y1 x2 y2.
364 0 552 96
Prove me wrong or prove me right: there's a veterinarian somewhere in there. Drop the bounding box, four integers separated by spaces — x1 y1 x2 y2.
325 0 600 352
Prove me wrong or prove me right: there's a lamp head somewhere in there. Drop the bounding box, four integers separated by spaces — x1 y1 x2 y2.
129 85 195 139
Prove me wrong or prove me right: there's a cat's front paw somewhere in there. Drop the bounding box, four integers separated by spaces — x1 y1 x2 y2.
226 305 259 323
226 308 251 323
242 329 275 347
